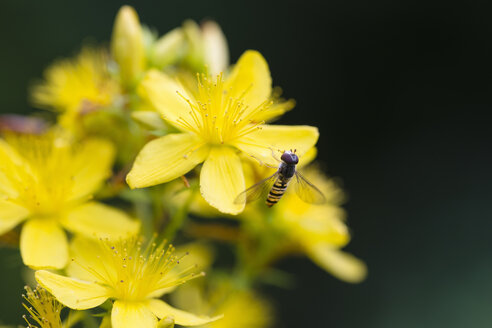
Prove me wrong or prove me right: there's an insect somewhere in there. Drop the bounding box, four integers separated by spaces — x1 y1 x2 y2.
235 150 326 207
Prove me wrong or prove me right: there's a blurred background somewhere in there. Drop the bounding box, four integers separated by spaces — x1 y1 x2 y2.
1 0 492 327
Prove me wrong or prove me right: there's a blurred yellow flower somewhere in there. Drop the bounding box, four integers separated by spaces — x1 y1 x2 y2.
22 285 63 328
31 47 120 131
35 237 222 328
261 165 367 283
127 50 318 214
0 132 139 269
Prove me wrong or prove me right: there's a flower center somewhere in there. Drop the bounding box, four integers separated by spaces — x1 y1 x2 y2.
175 74 269 145
76 239 203 302
4 134 76 216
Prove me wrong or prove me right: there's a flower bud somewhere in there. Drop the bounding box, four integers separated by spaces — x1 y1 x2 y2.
150 27 186 69
202 21 229 76
181 20 206 73
111 5 145 89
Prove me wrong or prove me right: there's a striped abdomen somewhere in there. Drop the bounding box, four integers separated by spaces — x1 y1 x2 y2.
266 176 290 207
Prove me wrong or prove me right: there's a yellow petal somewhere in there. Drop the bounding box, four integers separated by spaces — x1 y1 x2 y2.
149 299 222 326
0 138 25 166
224 50 271 114
35 270 110 309
297 147 317 168
0 200 29 234
62 202 139 239
68 138 115 202
67 236 113 282
112 301 157 328
253 98 295 122
0 139 26 198
307 245 367 283
127 133 208 189
0 171 17 198
20 219 68 269
287 206 349 247
234 125 319 165
200 147 245 214
139 70 194 131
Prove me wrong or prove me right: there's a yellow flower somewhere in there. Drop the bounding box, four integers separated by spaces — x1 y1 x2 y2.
267 166 367 283
0 132 139 269
31 47 120 131
127 50 319 214
35 237 222 328
22 285 63 328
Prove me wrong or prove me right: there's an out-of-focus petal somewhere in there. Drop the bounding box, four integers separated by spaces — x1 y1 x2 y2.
0 200 29 234
149 299 222 326
0 139 25 166
234 125 319 165
287 206 349 247
62 202 139 239
200 147 245 214
35 270 110 309
297 147 317 168
112 300 157 328
127 133 209 189
0 139 26 198
20 219 68 269
68 138 115 202
307 245 367 283
224 50 271 115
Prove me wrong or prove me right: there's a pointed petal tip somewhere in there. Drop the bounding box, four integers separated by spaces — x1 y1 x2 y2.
309 246 368 284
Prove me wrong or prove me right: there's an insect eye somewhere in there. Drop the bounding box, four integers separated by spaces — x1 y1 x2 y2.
281 152 299 164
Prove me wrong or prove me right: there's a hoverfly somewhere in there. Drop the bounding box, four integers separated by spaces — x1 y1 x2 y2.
235 150 326 207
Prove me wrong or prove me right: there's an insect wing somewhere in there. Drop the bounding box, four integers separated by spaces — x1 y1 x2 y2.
293 171 327 204
234 172 279 204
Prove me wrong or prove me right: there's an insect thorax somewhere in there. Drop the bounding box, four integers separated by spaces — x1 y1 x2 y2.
279 162 296 179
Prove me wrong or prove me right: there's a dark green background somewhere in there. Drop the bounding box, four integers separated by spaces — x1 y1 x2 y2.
1 0 492 327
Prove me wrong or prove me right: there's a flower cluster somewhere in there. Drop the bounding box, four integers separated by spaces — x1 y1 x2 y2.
0 5 366 327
